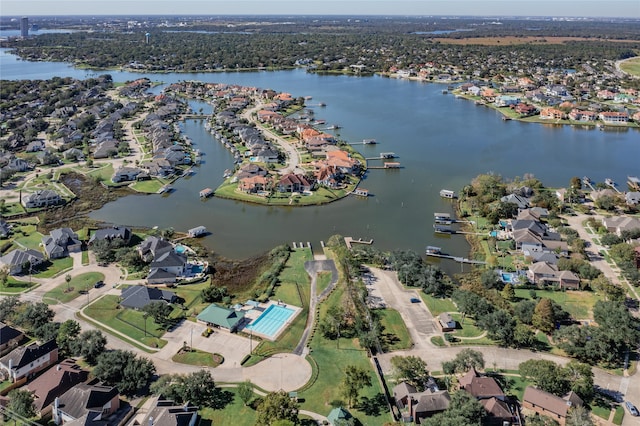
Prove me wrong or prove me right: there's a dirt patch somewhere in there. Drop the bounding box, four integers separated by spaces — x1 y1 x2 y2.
433 36 640 45
38 172 136 233
209 251 271 295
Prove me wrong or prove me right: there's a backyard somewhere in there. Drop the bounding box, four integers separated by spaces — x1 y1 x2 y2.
513 288 603 320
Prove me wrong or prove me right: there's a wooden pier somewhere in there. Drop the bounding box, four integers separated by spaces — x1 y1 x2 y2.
605 178 621 193
426 252 486 265
369 162 401 170
628 176 640 191
344 237 374 249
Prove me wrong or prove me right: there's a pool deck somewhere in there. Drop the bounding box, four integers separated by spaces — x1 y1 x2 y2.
241 300 303 342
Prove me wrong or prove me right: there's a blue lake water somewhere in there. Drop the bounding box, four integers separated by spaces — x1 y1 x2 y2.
1 48 638 263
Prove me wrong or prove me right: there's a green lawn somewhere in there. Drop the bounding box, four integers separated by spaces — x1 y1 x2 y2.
0 276 37 293
131 179 165 193
620 57 640 77
199 389 257 426
13 226 43 250
377 309 412 351
81 250 90 265
33 256 74 278
84 295 167 348
513 288 602 320
1 202 26 217
214 181 352 206
316 272 332 295
613 405 625 425
420 294 457 316
298 286 390 425
431 336 445 346
43 272 105 304
86 163 114 183
172 349 223 367
278 248 313 286
450 314 484 338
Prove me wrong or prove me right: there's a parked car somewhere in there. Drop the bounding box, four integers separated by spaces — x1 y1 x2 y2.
94 280 105 288
410 297 421 303
625 401 639 416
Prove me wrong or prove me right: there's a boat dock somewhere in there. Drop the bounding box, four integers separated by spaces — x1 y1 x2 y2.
582 176 595 191
439 189 456 199
365 152 397 161
344 237 374 249
199 188 214 198
426 252 486 264
605 178 621 193
369 162 401 170
628 176 640 191
350 139 378 145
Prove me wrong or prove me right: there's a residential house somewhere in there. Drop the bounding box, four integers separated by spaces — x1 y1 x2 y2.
137 236 173 262
0 323 23 357
196 304 245 332
119 285 177 309
539 108 565 120
22 189 62 209
568 109 598 121
88 226 132 245
147 251 187 284
52 383 120 425
137 396 199 426
0 248 46 275
599 111 628 123
239 175 270 193
601 216 640 237
494 95 520 107
277 174 313 193
326 150 359 174
501 193 530 210
522 387 583 426
514 103 537 116
26 359 89 416
392 381 450 424
0 219 10 238
0 339 58 383
437 313 456 332
62 148 85 162
626 192 640 206
111 167 143 183
459 369 514 425
41 228 82 259
527 262 581 289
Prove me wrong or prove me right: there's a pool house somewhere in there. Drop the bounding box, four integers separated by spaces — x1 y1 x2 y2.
197 304 246 332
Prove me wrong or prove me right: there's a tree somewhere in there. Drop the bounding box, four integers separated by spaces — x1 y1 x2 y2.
513 323 536 348
479 310 515 346
255 390 299 426
0 296 21 323
341 365 372 408
514 299 537 324
144 301 174 329
480 269 504 290
93 350 155 395
532 298 555 334
57 320 81 357
6 389 36 419
150 375 183 402
14 302 54 331
180 370 219 408
72 329 107 365
237 380 254 406
566 405 594 426
563 361 594 401
201 285 228 303
35 321 60 341
519 359 569 396
422 390 486 426
65 273 72 291
501 283 515 301
391 355 429 391
442 349 485 374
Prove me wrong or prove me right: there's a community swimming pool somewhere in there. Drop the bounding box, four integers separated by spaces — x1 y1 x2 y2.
247 304 296 339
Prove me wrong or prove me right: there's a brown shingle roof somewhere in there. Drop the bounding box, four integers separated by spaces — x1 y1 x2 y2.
26 359 88 412
523 386 571 418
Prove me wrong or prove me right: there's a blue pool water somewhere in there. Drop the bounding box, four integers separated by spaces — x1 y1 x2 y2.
191 265 203 274
247 304 295 338
501 272 515 283
175 245 186 254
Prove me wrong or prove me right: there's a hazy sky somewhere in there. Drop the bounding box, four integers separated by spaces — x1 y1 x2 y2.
3 0 640 18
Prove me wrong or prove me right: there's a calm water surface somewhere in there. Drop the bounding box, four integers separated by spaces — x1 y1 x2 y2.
1 49 639 261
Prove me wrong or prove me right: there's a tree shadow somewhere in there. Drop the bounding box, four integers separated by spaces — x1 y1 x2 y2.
211 389 234 410
356 393 387 416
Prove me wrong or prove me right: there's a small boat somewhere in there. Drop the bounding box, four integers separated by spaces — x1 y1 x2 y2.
223 169 233 178
363 139 377 145
313 120 326 125
442 89 448 94
327 124 341 130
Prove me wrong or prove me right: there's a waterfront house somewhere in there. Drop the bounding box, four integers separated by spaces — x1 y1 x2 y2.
522 387 582 426
147 251 187 284
41 228 82 259
0 248 45 275
197 304 245 332
277 173 313 193
0 323 23 357
52 383 121 425
527 262 580 289
599 111 628 123
568 109 598 121
26 359 88 416
495 95 520 107
514 103 537 116
111 167 144 183
0 339 58 383
119 285 177 309
137 236 173 262
540 108 565 120
88 226 131 245
239 175 270 193
500 193 530 210
625 192 640 206
22 189 62 209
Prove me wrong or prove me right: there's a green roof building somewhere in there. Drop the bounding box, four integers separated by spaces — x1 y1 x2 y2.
197 304 245 332
327 407 352 425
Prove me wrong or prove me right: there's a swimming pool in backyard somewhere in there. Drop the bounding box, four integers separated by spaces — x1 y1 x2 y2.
246 304 296 340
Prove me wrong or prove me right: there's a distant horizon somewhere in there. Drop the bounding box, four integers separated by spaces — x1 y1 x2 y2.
3 1 640 19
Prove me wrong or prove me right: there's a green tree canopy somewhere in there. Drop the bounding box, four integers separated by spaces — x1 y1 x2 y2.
391 355 429 391
341 365 372 408
93 350 156 395
255 390 299 426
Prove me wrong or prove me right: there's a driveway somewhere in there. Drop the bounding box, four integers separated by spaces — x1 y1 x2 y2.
367 267 439 349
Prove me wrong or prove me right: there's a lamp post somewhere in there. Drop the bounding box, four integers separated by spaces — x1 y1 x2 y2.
143 312 148 337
